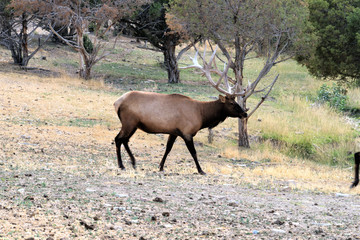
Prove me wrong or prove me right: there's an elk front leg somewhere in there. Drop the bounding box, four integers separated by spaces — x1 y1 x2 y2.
183 135 206 175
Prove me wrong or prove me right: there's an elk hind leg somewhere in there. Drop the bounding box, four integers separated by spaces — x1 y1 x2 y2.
159 134 177 172
115 128 137 170
351 152 360 188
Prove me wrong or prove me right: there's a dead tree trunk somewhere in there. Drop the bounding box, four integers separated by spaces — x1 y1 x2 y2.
163 40 180 83
237 95 250 148
20 13 29 66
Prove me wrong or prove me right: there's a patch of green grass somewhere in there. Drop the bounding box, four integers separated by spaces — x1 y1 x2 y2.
67 118 108 127
53 58 78 68
95 62 167 81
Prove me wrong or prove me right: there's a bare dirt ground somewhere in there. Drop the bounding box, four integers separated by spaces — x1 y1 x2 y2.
1 72 360 239
1 168 360 240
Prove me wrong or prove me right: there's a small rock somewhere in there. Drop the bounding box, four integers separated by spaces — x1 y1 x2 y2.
335 193 349 197
153 197 164 203
273 219 285 225
116 193 129 198
114 207 126 211
163 224 173 228
282 186 291 192
124 219 132 225
24 196 35 201
110 225 123 231
151 216 157 221
162 212 170 217
21 135 31 139
271 229 286 234
312 222 331 227
80 220 95 230
314 228 324 235
253 230 259 234
228 201 238 207
86 188 96 193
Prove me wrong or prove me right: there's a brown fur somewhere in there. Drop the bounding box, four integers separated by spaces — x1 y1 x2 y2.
114 91 247 174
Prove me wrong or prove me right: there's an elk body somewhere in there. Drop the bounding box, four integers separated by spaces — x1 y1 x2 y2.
114 91 247 175
351 152 360 188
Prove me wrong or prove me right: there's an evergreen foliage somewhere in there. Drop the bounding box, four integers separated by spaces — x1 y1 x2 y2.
297 0 360 84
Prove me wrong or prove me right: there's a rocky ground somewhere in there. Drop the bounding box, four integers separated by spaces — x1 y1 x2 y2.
1 168 360 239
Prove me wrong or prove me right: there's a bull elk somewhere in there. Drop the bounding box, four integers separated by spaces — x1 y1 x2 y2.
114 45 254 174
114 91 247 175
350 152 360 188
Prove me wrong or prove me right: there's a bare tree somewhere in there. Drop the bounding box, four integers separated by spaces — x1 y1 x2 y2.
45 0 144 80
171 0 311 147
0 0 52 66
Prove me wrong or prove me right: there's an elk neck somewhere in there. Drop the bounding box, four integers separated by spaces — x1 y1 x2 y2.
200 99 228 129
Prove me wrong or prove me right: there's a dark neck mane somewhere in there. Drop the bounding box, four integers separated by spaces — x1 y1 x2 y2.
200 100 227 129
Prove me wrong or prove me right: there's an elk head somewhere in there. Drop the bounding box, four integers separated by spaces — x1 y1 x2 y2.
219 95 248 118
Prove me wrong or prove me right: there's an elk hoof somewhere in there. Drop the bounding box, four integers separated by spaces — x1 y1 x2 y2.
350 180 359 188
119 166 126 170
198 170 206 175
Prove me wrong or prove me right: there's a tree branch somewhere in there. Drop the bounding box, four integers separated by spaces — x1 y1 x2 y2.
48 23 81 51
247 74 279 119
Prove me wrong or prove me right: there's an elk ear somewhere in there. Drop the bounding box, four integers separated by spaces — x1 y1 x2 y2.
219 95 226 103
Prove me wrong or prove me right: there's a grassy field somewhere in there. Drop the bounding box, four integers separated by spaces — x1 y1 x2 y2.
0 37 360 239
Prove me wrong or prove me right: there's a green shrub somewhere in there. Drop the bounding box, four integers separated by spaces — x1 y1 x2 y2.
88 22 96 33
317 83 348 111
83 34 93 54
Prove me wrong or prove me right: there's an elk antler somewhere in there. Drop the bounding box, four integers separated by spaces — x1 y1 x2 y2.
181 44 245 97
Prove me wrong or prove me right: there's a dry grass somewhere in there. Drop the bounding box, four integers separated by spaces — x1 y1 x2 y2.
348 87 360 109
250 96 356 163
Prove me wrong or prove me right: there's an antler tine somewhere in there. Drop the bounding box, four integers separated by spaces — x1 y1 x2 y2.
209 45 218 67
180 43 246 97
190 50 203 69
180 50 203 70
203 43 207 61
